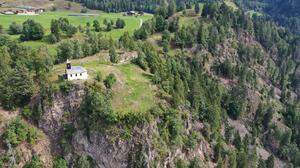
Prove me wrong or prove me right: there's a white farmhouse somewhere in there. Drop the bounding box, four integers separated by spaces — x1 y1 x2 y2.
65 60 88 81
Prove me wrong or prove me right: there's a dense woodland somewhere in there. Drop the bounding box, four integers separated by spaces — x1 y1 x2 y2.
0 0 299 167
68 0 203 13
235 0 300 35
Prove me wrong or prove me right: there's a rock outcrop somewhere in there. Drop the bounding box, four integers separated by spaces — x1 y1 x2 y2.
35 83 214 168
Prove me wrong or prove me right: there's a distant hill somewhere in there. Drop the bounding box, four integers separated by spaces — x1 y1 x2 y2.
0 0 84 12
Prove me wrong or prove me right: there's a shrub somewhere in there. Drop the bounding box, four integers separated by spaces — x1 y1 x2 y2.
22 106 32 118
189 157 204 168
20 19 44 41
227 101 241 120
116 18 126 29
53 157 68 168
104 73 117 89
132 52 147 70
81 85 118 128
8 22 23 35
94 71 102 82
47 33 58 44
3 118 39 147
24 155 43 168
59 81 73 94
0 25 3 34
185 131 199 149
76 155 92 168
109 47 119 63
81 8 88 13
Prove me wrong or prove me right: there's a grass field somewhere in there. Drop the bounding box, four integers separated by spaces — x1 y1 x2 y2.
51 55 156 116
0 11 152 51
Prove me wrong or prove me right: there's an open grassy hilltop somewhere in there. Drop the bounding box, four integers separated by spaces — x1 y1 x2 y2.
50 55 156 116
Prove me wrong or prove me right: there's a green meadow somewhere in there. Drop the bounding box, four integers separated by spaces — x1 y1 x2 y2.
0 11 152 51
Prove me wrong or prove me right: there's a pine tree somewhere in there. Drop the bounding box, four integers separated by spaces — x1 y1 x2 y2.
109 46 119 63
93 20 101 32
195 3 200 14
266 155 274 168
168 0 176 17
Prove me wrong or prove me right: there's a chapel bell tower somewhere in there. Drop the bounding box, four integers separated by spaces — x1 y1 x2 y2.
66 59 71 69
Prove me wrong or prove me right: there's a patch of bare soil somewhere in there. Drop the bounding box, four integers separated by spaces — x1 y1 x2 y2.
228 118 249 138
0 107 18 134
14 136 53 168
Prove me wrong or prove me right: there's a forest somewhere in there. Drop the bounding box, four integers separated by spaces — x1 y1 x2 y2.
234 0 300 35
0 0 299 167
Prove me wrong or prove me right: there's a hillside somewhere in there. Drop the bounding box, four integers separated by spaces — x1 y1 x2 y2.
0 0 299 168
0 0 83 11
234 0 300 35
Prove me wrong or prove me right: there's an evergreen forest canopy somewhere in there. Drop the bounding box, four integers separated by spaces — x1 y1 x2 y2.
234 0 300 35
68 0 201 13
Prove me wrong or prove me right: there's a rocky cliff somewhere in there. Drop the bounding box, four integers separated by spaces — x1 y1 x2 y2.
34 83 214 168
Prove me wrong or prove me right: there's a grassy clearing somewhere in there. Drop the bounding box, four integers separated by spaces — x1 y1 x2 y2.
176 3 204 27
224 0 238 11
1 11 151 37
51 56 156 116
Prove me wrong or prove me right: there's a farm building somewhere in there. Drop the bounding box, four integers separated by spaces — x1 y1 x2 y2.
16 9 36 15
65 60 88 81
1 6 44 15
1 10 14 15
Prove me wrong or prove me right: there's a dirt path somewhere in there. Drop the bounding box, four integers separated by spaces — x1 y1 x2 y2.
139 18 143 28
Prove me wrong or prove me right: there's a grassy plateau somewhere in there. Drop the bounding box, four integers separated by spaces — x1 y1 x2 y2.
51 55 156 116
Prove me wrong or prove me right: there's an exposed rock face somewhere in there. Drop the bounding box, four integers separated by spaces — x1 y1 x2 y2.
14 137 53 168
96 51 138 64
36 83 214 168
72 131 134 168
0 108 53 168
38 83 85 152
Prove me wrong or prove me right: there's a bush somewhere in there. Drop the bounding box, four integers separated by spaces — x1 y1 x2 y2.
8 22 23 35
65 25 77 37
104 73 117 89
3 118 39 147
81 8 88 13
109 47 119 63
76 155 92 168
24 155 43 168
20 19 44 41
116 18 126 29
227 101 241 120
132 52 147 70
22 106 32 118
189 157 204 168
185 131 199 149
47 33 58 44
94 71 102 82
59 81 73 94
0 25 3 34
53 157 68 168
